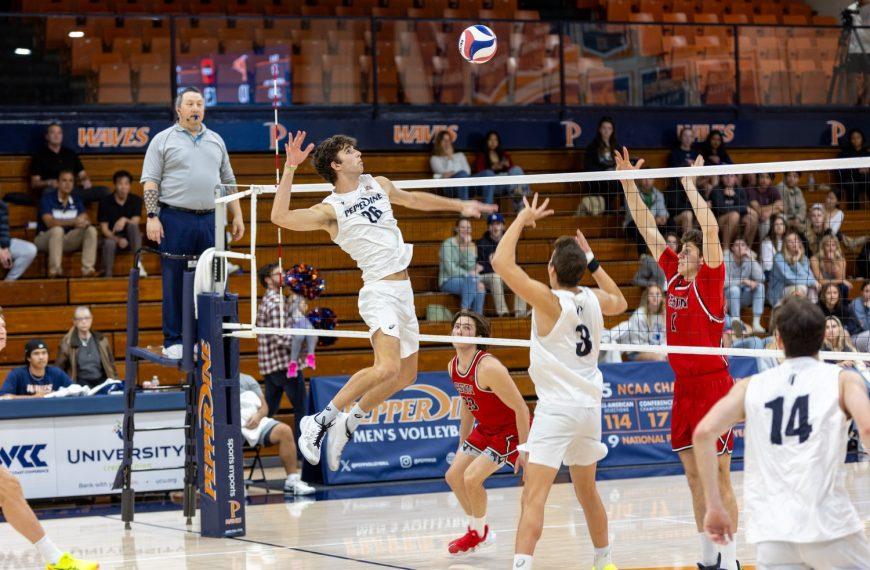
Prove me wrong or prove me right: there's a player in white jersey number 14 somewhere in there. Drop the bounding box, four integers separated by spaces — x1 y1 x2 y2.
491 193 628 570
270 131 495 472
694 296 870 569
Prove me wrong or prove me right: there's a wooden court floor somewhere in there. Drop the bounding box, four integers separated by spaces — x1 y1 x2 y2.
2 464 868 569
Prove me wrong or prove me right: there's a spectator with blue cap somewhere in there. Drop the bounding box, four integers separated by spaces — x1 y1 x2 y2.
476 212 528 317
0 338 71 399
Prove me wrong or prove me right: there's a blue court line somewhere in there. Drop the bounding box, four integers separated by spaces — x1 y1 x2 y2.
103 515 414 569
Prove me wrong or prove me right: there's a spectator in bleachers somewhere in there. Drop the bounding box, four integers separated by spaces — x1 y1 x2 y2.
34 169 98 278
473 130 530 212
837 127 869 209
668 126 698 168
746 172 783 240
850 281 870 352
142 87 245 360
0 339 71 399
476 213 528 317
768 229 818 306
761 214 786 281
623 177 668 257
631 232 675 289
98 170 144 278
823 189 844 235
55 306 117 389
818 283 861 337
439 217 486 314
584 116 620 210
725 237 766 334
28 123 108 207
805 203 830 256
695 173 719 201
820 188 868 253
822 316 866 371
430 130 471 200
0 198 37 281
811 234 853 302
256 263 307 436
710 173 758 248
698 129 732 165
238 372 314 495
604 285 667 362
776 171 807 232
741 173 757 192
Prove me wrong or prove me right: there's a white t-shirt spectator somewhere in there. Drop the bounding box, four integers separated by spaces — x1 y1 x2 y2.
430 153 471 179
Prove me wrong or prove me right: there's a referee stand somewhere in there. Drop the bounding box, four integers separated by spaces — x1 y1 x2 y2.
112 248 246 539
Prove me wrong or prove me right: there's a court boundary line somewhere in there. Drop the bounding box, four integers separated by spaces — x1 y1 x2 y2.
100 515 413 569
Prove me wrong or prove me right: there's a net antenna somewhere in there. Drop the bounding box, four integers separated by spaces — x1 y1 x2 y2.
271 54 285 330
214 155 870 362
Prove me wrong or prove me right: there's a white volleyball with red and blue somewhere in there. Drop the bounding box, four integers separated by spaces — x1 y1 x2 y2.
458 25 497 63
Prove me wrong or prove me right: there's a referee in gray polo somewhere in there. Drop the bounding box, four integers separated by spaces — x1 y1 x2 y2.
141 87 245 359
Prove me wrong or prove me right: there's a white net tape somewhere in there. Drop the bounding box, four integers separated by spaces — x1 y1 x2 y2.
212 156 870 366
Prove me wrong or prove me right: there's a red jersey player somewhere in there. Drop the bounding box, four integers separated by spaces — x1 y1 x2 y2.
445 309 530 556
616 149 740 570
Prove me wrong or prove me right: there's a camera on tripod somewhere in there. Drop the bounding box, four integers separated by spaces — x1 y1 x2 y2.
842 7 859 27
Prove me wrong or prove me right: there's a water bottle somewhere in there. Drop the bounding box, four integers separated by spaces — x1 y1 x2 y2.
151 375 160 388
808 173 815 192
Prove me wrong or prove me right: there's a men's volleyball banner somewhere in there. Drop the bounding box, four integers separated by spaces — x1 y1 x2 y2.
311 372 466 485
312 358 759 484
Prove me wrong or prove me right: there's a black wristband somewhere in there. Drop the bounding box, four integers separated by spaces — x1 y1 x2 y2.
588 258 600 273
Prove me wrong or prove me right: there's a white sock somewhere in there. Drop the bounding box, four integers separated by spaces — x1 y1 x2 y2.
593 545 612 568
34 535 63 565
699 533 718 566
513 554 533 569
752 316 762 328
315 401 339 426
720 537 738 570
470 516 485 534
285 473 300 483
345 403 366 432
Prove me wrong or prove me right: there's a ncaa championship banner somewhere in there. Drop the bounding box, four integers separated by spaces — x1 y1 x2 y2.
598 357 758 468
1 411 184 500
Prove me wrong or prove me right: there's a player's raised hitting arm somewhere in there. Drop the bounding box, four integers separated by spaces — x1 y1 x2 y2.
270 131 336 234
615 147 667 260
376 176 497 218
681 154 723 267
692 379 748 545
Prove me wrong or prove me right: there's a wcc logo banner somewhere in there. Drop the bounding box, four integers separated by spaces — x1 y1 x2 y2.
312 372 467 485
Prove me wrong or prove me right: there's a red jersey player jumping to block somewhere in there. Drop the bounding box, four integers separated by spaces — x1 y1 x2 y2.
616 150 740 570
445 309 530 556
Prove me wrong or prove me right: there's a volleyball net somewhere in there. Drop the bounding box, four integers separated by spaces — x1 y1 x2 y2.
210 155 870 366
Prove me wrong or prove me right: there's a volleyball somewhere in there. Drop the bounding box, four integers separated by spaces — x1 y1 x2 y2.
458 24 497 63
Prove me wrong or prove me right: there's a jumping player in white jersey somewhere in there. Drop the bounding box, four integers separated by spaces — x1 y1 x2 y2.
270 131 495 471
491 194 627 570
694 296 870 569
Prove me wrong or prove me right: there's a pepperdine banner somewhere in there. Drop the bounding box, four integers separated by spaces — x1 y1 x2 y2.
310 358 759 485
0 110 865 154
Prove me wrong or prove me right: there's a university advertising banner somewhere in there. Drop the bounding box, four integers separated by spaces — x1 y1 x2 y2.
311 358 759 484
1 411 184 500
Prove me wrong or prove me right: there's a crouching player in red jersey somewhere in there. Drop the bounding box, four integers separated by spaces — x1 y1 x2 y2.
444 309 531 556
616 150 740 570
